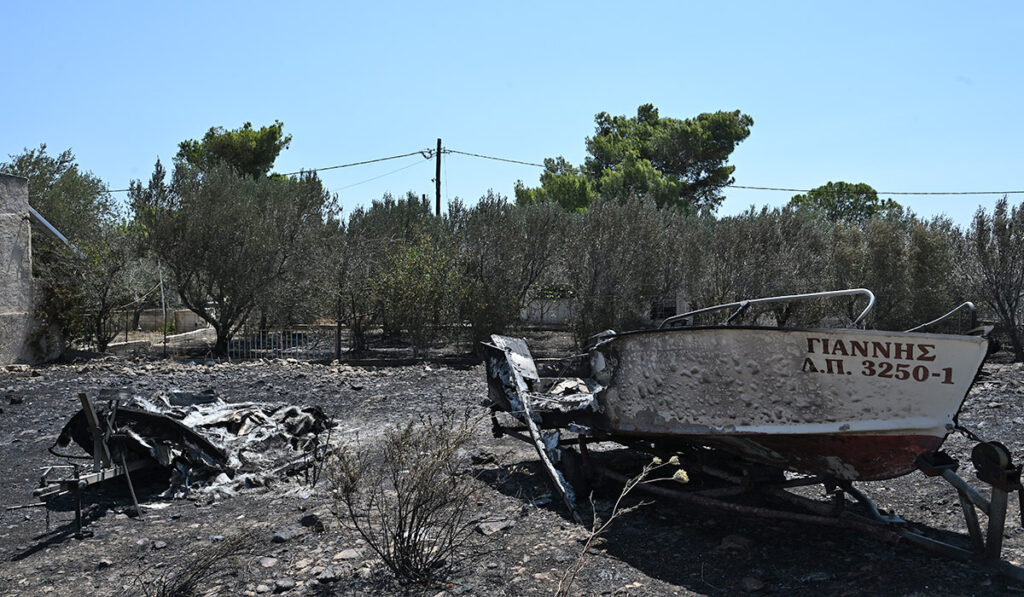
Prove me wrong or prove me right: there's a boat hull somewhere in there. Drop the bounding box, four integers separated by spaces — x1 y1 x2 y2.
588 327 989 480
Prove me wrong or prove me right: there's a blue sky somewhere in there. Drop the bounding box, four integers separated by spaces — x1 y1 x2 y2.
2 1 1021 225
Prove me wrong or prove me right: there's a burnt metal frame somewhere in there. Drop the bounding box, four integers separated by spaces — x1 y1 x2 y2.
34 393 153 537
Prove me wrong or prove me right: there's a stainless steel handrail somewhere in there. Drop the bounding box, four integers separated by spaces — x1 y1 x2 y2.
904 302 977 333
659 288 877 329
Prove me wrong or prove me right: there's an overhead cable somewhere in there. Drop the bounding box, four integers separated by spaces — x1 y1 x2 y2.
100 147 1023 197
280 150 430 176
105 150 432 192
444 149 544 168
333 157 432 192
728 185 1024 196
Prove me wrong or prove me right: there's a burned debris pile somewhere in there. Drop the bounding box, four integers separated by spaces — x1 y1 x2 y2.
43 388 334 506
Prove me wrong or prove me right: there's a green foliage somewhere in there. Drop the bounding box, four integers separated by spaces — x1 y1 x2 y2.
131 162 333 356
566 197 678 341
338 193 436 351
175 121 292 179
908 217 961 327
961 198 1024 361
519 105 752 211
454 192 565 342
514 158 594 211
585 104 753 210
691 207 831 326
374 230 461 356
789 181 901 223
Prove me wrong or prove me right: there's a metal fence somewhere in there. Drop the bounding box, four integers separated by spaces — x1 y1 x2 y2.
228 328 335 361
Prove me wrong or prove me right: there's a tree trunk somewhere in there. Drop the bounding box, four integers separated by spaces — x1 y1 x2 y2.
1007 325 1024 363
213 328 229 357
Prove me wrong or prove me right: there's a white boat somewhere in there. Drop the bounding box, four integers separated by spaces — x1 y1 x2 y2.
483 289 990 481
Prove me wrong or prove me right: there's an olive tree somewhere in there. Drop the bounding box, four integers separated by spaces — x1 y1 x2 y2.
336 193 436 352
453 192 565 342
961 198 1024 361
131 162 333 356
566 196 673 341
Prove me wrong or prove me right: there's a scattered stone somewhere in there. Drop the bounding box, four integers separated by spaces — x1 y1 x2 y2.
153 540 168 550
470 449 496 465
718 534 754 552
299 513 324 532
210 534 226 542
741 577 765 592
255 583 272 594
274 577 296 593
97 558 112 569
333 548 362 560
317 566 341 583
272 525 305 543
477 519 515 536
259 557 278 568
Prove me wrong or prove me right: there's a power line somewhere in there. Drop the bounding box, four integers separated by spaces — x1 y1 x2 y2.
444 148 544 168
102 147 1024 198
280 150 430 176
105 150 432 193
729 184 1024 196
332 157 431 192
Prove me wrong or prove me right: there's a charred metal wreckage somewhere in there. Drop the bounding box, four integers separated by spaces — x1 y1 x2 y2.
483 289 1024 580
31 389 332 537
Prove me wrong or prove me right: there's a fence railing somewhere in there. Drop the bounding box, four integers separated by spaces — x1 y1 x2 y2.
228 329 335 361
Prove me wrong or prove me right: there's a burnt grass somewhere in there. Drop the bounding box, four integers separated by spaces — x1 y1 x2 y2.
2 336 1024 596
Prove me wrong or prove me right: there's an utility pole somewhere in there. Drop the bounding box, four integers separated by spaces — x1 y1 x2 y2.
435 138 442 216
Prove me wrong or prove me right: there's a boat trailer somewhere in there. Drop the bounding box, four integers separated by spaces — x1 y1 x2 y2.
482 289 1024 581
488 381 1024 580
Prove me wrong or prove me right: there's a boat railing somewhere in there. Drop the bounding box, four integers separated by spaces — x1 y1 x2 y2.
659 288 877 329
903 302 977 333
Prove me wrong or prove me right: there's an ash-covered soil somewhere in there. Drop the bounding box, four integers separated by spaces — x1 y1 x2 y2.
2 350 1024 596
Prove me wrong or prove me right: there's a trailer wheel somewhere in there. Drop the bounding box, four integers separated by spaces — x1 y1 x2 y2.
972 441 1011 473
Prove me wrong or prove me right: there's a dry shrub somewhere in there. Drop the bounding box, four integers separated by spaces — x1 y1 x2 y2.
330 408 481 586
557 457 687 597
133 534 250 597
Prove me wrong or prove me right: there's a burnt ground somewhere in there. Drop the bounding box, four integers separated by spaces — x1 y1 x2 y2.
2 340 1024 596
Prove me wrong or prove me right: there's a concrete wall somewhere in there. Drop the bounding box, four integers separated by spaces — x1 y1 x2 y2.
522 298 572 326
0 174 34 364
133 308 207 333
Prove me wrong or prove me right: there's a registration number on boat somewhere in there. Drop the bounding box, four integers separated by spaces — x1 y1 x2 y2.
802 357 954 384
802 337 954 383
